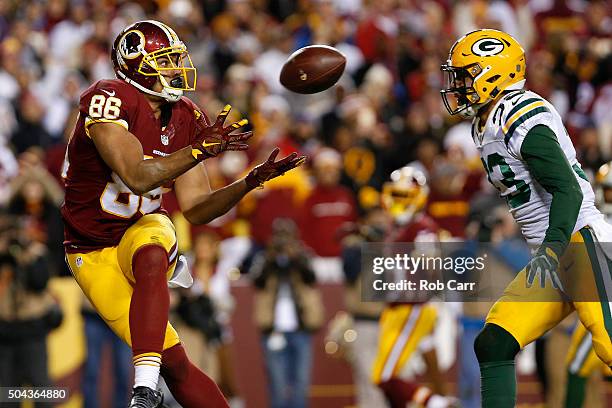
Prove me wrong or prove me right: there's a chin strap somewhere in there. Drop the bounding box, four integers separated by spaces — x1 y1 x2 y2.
470 78 527 118
116 71 182 102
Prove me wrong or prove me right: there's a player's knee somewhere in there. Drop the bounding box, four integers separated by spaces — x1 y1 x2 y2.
474 323 520 363
132 244 169 282
161 343 190 381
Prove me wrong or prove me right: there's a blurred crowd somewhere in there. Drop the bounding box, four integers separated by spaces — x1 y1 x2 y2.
0 0 610 406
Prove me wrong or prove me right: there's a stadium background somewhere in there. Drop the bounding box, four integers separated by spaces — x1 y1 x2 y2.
0 0 610 407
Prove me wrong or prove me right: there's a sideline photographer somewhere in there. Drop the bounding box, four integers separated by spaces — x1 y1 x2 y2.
0 214 63 390
250 219 323 408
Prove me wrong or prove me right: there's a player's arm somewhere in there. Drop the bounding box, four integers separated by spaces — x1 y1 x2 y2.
521 124 583 256
89 104 251 195
89 122 199 195
173 161 247 225
175 148 306 225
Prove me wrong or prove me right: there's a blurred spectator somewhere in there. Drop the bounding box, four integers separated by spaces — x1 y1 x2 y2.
592 83 612 159
577 124 606 173
0 37 21 101
246 144 312 246
0 221 62 394
355 0 398 68
8 150 65 276
253 26 294 94
301 147 358 281
173 231 243 404
250 219 323 408
407 136 442 178
48 1 93 62
426 160 471 238
453 0 521 42
0 143 18 207
301 148 357 258
209 13 239 80
10 92 51 154
425 142 482 237
40 71 84 141
525 49 570 116
388 102 440 174
81 296 132 408
340 207 389 408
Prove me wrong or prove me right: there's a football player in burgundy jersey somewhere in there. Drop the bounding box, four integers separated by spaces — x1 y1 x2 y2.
372 167 457 408
61 20 305 408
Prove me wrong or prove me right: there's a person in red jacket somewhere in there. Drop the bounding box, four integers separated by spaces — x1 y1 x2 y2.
301 148 357 258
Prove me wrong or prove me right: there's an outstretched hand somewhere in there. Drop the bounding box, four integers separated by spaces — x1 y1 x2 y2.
245 148 307 189
526 246 565 292
191 104 253 162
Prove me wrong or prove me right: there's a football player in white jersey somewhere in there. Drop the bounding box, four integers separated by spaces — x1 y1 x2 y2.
440 29 612 407
562 163 612 408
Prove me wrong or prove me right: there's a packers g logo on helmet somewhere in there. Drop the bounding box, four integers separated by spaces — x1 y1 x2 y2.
440 29 526 117
471 38 505 57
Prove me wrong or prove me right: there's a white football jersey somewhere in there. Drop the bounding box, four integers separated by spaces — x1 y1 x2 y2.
472 90 602 244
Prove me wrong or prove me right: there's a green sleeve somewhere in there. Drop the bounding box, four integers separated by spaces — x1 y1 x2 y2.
520 125 583 255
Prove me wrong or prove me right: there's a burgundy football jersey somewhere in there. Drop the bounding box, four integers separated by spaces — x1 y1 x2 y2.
61 79 207 252
386 214 442 243
385 214 442 306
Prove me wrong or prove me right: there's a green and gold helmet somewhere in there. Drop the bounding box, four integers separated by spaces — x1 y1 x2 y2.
441 29 526 117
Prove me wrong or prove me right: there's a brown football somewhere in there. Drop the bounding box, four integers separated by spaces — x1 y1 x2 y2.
280 45 346 94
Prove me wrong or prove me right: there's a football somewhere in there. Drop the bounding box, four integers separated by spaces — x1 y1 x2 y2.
279 45 346 94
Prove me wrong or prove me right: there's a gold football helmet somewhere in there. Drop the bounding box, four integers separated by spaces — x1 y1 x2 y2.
441 29 526 117
381 166 429 225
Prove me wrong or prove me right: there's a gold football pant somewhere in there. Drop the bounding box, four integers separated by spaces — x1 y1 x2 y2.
66 214 180 350
566 322 612 377
487 228 612 366
371 303 437 384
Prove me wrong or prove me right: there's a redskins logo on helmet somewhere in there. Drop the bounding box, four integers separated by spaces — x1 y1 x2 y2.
118 30 145 59
381 166 429 225
111 20 196 103
440 29 526 117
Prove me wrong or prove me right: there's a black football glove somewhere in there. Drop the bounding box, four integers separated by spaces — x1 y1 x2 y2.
245 148 307 190
191 104 252 162
526 245 564 292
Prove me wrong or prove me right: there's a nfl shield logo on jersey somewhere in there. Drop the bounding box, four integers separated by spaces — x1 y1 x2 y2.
161 134 169 146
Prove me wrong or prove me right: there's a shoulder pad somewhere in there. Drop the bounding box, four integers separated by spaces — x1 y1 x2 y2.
501 91 550 145
84 79 137 98
79 79 136 133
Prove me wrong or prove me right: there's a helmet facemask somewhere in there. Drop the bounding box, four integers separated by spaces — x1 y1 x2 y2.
384 187 428 225
440 63 486 117
381 167 429 226
139 46 196 102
